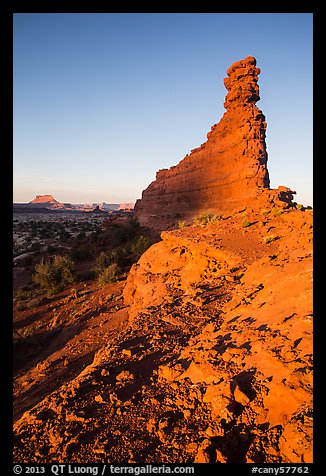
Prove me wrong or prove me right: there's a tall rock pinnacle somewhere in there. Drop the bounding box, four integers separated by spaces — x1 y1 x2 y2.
135 56 294 228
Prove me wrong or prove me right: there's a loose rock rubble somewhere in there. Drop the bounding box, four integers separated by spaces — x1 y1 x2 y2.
13 207 312 463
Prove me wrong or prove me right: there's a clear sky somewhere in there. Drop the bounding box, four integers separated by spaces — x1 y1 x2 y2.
13 13 313 206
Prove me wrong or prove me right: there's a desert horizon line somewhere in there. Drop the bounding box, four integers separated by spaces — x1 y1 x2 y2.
13 194 136 205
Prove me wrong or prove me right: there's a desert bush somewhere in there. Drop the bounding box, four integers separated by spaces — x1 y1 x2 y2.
296 203 304 210
97 263 119 285
130 235 153 263
109 219 141 246
59 230 71 242
178 221 186 229
70 245 92 262
76 231 86 241
272 207 283 217
14 288 31 302
26 297 43 309
194 211 221 226
90 230 100 242
17 304 27 312
33 255 75 294
92 251 111 275
109 247 128 267
242 219 251 228
126 217 141 232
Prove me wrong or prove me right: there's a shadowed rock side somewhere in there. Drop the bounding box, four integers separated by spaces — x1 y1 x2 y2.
135 56 295 229
13 208 312 463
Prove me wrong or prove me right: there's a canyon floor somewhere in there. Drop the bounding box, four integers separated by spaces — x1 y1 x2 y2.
13 206 313 464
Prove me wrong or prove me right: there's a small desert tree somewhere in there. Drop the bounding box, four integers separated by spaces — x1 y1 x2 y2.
97 263 119 284
33 255 75 294
92 251 111 275
130 235 153 263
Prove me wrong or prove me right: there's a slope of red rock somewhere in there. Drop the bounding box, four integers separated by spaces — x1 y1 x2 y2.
134 57 295 229
13 206 313 463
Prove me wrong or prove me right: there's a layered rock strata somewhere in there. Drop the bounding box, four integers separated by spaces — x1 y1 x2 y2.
135 56 294 227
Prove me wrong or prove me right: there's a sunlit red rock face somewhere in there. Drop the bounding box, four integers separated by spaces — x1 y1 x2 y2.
135 56 294 228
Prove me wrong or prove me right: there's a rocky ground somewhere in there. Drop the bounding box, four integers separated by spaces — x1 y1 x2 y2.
13 206 313 464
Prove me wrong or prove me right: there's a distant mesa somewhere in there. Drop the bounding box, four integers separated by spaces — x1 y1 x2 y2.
135 56 296 228
119 203 135 210
30 195 58 204
13 195 135 214
28 195 65 209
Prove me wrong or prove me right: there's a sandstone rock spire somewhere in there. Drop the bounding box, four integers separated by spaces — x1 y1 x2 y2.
135 56 295 228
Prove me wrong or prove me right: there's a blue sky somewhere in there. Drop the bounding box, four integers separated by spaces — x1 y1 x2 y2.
13 13 313 205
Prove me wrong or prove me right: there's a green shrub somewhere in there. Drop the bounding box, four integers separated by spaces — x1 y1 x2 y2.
26 297 43 309
102 225 125 247
59 230 71 242
272 207 283 217
14 288 31 302
98 263 119 284
109 247 128 267
194 211 221 226
242 219 251 228
126 217 141 232
33 255 75 294
76 231 86 241
178 221 186 229
92 251 111 275
261 209 270 216
91 230 100 242
130 235 153 263
296 203 304 210
17 304 27 311
70 245 92 261
104 219 140 247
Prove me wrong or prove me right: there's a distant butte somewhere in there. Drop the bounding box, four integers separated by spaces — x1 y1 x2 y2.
30 195 59 204
135 56 295 228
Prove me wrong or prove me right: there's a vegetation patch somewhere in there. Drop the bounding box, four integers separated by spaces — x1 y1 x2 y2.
130 235 153 263
242 219 251 228
33 255 75 294
194 211 222 226
272 207 283 217
98 263 120 284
